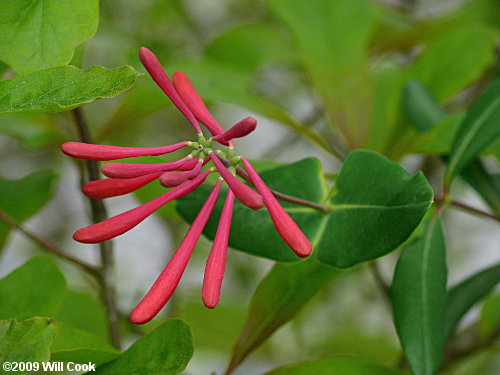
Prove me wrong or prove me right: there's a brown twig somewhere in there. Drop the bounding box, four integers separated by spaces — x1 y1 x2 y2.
71 108 122 349
0 210 99 278
434 196 500 222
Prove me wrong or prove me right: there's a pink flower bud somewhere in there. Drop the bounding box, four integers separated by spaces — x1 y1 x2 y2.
202 190 234 308
159 159 203 187
241 157 312 258
101 156 193 179
172 71 226 137
82 171 163 199
211 117 257 144
73 170 211 243
130 181 222 324
61 141 189 161
139 47 201 133
211 154 263 210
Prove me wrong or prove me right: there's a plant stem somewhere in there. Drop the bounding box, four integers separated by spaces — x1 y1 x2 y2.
0 210 99 278
434 196 500 222
71 108 121 349
368 261 391 308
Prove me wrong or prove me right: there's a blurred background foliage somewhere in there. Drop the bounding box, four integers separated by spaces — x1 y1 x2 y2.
0 0 498 374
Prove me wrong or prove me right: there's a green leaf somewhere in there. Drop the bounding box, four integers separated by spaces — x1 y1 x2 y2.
262 357 408 375
444 263 500 342
0 170 57 250
0 114 57 148
93 320 193 375
0 318 58 367
270 0 380 147
403 80 447 133
0 0 98 75
391 218 447 375
409 26 497 103
459 159 500 213
56 290 109 341
0 257 66 321
177 158 328 262
479 294 500 341
226 257 340 373
0 65 141 114
317 150 433 268
50 322 119 367
206 24 297 70
446 80 500 182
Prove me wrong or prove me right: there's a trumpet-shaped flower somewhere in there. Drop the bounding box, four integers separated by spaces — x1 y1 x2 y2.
62 47 312 324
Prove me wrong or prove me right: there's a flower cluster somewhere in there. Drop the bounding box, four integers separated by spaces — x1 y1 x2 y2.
62 47 312 324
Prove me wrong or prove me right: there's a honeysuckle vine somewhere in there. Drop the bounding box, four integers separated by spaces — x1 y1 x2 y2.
62 47 314 324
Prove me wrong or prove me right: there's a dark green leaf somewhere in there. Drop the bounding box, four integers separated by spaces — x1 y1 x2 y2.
51 322 119 367
226 257 339 373
93 320 193 375
409 26 497 103
177 158 328 262
0 318 58 367
0 65 141 114
56 290 109 341
446 80 500 182
391 218 447 375
270 0 379 147
0 170 57 250
317 150 433 268
403 80 447 133
460 159 500 213
262 357 407 375
0 0 98 74
0 257 66 320
444 263 500 341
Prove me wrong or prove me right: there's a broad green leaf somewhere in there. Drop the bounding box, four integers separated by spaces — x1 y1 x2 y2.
0 114 58 148
409 26 497 103
226 257 339 373
0 170 57 250
177 158 328 262
262 357 407 375
206 24 297 70
0 0 98 75
93 320 193 375
50 322 119 366
317 150 433 268
479 294 500 341
444 263 500 342
460 159 500 213
0 257 66 320
56 290 109 341
0 65 141 114
270 0 380 147
446 80 500 182
391 218 447 375
0 318 58 366
403 80 447 133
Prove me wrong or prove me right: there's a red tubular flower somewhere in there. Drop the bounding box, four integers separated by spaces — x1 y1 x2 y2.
139 47 202 134
210 153 263 210
172 71 226 136
62 46 313 323
74 170 211 243
83 171 163 199
211 117 257 144
241 157 312 258
61 141 189 161
130 181 222 324
202 189 235 308
101 156 194 178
